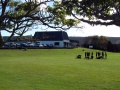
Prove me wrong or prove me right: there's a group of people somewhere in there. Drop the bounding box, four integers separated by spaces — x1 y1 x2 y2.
84 52 94 59
84 51 107 59
96 52 107 59
76 51 107 59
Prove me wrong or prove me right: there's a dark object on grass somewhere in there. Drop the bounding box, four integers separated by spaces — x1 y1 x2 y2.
76 55 81 59
23 48 27 51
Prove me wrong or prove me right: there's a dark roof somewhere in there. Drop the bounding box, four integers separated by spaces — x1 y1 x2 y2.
33 31 69 41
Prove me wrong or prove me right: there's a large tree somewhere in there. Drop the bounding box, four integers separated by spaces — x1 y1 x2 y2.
84 35 108 50
61 0 120 26
0 0 79 47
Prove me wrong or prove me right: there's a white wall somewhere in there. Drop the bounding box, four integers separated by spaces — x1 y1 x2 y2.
38 41 64 47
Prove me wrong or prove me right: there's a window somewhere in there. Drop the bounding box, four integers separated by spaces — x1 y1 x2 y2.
54 42 59 46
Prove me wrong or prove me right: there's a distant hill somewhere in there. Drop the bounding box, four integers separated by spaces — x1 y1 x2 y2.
69 36 120 44
69 37 85 45
107 37 120 44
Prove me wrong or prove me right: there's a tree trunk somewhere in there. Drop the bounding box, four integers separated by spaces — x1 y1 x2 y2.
6 29 16 42
0 32 4 47
7 33 14 42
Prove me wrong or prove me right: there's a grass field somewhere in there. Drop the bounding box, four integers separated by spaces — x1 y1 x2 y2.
0 48 120 90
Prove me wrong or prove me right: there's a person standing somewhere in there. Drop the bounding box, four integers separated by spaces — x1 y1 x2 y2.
105 52 107 59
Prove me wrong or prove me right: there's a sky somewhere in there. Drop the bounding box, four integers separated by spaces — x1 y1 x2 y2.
2 22 120 37
66 23 120 37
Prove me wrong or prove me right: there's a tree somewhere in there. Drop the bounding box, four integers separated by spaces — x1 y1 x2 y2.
98 36 108 50
61 0 120 26
84 35 108 50
0 0 39 46
0 0 79 47
91 35 99 45
107 41 115 52
83 36 92 47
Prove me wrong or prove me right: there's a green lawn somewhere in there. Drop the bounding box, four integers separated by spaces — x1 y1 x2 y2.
0 48 120 90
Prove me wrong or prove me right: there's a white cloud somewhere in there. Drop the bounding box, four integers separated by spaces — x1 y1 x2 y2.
67 22 120 37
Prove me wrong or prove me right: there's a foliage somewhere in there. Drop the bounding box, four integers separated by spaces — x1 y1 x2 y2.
47 1 79 28
61 0 120 26
84 35 108 50
0 0 79 46
107 41 120 52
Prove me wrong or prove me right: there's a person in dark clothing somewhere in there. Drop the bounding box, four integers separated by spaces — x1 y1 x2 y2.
105 52 107 59
102 52 104 59
91 52 93 59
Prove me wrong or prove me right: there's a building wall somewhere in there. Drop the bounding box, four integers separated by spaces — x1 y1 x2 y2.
38 40 69 47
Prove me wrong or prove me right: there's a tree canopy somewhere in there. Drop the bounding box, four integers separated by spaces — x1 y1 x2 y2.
0 0 79 32
84 35 108 50
61 0 120 26
1 0 119 47
0 0 79 47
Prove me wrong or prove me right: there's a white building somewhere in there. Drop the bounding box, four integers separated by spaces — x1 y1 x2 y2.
33 31 70 48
